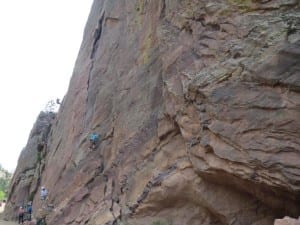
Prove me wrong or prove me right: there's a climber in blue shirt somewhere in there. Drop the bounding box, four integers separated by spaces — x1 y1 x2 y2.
89 132 100 149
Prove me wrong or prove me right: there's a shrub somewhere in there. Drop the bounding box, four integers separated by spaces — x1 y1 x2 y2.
151 220 171 225
0 190 5 200
28 192 35 201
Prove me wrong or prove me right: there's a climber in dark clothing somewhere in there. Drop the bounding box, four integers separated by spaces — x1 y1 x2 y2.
89 132 100 149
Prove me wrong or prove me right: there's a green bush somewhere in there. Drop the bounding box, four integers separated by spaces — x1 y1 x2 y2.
0 165 11 200
0 190 5 200
151 220 171 225
37 151 42 163
118 221 133 225
28 192 35 201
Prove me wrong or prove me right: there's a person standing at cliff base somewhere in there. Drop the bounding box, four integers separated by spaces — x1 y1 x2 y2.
18 206 25 224
27 202 32 221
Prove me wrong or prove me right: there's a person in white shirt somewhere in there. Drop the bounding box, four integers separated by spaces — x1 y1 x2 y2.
40 187 48 201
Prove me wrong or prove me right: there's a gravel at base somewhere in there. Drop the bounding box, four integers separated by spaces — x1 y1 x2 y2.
0 220 18 225
0 204 18 225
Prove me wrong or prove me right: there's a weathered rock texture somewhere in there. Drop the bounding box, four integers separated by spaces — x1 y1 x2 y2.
6 0 300 225
4 112 55 219
275 217 300 225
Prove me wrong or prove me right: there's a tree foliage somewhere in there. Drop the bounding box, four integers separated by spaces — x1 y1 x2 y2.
0 190 5 200
0 164 12 200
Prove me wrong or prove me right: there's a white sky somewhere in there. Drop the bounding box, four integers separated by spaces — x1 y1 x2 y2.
0 0 93 172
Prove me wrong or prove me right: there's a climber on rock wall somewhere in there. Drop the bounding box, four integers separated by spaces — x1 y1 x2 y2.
89 132 100 149
40 187 48 201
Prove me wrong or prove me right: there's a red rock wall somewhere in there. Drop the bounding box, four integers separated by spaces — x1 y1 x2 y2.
8 1 300 225
4 112 55 220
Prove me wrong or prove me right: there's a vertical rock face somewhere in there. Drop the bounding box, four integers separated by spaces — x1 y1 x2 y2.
4 112 55 220
6 1 300 225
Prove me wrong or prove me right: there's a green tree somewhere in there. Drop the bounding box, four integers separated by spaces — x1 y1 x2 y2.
0 190 5 200
0 165 12 200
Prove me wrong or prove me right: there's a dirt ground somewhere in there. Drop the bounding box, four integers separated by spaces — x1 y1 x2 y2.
0 204 18 225
0 219 18 225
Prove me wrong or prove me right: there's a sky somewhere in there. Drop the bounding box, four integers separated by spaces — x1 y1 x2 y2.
0 0 93 172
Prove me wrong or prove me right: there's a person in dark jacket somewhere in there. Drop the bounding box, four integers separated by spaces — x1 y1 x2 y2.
27 203 32 221
18 206 24 224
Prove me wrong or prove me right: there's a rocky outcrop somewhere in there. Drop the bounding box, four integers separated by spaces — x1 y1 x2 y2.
6 0 300 225
4 112 55 220
275 217 300 225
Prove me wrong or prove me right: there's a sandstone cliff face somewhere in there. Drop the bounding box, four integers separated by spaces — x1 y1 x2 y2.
4 112 55 219
6 0 300 225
